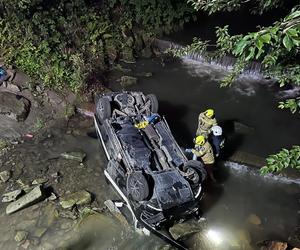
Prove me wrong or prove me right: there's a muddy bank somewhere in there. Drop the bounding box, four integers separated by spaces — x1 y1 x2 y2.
0 114 166 249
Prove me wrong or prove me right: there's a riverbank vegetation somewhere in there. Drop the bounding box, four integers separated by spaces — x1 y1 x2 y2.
181 0 300 174
0 0 194 92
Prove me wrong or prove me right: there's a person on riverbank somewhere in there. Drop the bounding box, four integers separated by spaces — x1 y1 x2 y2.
0 65 15 84
196 109 217 137
186 135 216 182
209 125 225 157
0 67 7 84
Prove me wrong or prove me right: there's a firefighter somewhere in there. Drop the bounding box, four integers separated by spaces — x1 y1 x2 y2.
196 109 217 137
190 135 216 182
209 125 225 157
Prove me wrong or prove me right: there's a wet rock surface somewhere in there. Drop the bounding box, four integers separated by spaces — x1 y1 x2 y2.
2 189 22 203
6 185 45 214
60 151 86 163
60 190 92 209
119 75 138 87
169 219 207 240
0 170 11 183
0 92 30 121
0 114 151 249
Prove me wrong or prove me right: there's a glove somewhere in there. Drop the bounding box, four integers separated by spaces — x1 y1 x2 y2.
185 148 192 153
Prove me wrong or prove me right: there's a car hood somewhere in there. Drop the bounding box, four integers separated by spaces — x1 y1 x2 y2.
152 170 194 210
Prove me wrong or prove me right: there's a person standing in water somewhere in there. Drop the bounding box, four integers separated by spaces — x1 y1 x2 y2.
196 108 217 137
187 135 216 182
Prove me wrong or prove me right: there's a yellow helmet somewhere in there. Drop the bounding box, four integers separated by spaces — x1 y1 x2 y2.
205 109 214 118
195 135 205 146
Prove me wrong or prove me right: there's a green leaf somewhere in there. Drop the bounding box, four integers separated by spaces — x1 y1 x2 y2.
245 47 255 61
283 35 293 51
260 33 271 44
234 40 248 55
286 28 298 37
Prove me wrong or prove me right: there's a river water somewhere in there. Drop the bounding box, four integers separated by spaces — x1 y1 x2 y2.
107 55 300 249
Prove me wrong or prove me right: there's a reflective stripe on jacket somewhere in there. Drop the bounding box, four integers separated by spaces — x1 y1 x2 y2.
192 141 215 164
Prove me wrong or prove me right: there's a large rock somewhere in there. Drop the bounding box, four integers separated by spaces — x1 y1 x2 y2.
247 214 262 225
6 185 44 214
0 92 30 121
120 76 138 87
104 200 128 226
60 151 86 162
169 219 207 240
0 170 11 182
2 189 22 202
60 190 92 209
14 230 28 242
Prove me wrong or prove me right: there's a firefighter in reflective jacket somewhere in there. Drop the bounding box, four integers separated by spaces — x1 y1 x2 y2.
196 109 217 137
191 135 216 182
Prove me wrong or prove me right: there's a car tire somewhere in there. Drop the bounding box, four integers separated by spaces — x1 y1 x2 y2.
96 97 111 123
127 172 149 202
146 94 159 113
183 160 207 183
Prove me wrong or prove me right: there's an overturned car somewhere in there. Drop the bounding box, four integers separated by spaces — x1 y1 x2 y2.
94 91 206 247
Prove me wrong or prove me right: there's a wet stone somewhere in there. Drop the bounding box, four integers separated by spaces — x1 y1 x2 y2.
6 185 44 214
20 239 30 249
0 92 30 121
104 200 128 226
32 178 48 185
60 151 86 163
120 76 138 87
14 230 28 242
0 139 8 150
0 170 10 182
16 179 31 193
60 190 92 209
169 219 207 240
59 210 78 220
136 72 153 77
47 192 57 201
247 214 262 225
2 189 22 202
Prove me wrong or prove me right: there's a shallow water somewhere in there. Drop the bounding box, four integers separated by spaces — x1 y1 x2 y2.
115 57 300 158
109 56 300 249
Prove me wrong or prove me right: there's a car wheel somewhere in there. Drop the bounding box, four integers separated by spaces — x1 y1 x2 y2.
146 94 159 113
96 97 111 123
183 160 207 183
127 172 149 202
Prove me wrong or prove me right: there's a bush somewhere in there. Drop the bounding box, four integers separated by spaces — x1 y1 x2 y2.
0 0 194 92
260 146 300 175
